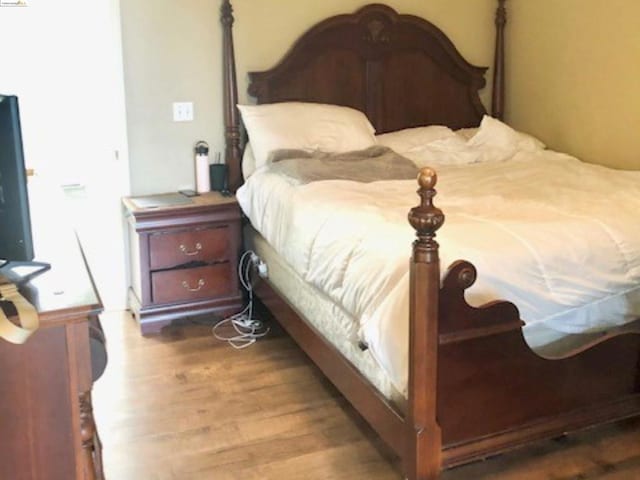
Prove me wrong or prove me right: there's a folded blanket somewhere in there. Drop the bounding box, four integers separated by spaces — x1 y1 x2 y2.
266 146 418 184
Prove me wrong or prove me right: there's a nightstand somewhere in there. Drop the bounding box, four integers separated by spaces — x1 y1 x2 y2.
123 192 243 335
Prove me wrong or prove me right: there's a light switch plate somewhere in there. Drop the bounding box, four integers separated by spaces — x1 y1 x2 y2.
173 102 194 122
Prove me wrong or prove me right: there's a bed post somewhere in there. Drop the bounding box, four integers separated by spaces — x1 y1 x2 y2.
406 168 445 480
221 0 242 192
492 0 507 120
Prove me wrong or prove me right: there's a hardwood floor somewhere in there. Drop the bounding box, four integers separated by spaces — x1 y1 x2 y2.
94 311 640 480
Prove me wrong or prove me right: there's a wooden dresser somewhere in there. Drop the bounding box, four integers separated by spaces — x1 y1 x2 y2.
0 199 105 479
124 192 243 335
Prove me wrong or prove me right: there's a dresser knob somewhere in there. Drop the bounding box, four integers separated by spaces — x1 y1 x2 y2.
182 279 205 292
179 242 203 256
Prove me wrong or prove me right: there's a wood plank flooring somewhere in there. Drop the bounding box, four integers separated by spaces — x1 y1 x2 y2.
93 312 640 480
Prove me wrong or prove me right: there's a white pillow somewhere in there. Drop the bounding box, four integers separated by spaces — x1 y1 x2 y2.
468 115 545 152
237 102 377 169
242 142 257 179
375 125 455 154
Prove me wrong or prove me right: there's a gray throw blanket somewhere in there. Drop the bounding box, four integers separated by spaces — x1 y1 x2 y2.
266 146 418 184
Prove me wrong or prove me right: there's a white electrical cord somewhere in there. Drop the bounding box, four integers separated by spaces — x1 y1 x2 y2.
212 250 269 349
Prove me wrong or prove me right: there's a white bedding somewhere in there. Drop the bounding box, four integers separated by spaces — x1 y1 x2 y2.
247 230 404 405
237 138 640 396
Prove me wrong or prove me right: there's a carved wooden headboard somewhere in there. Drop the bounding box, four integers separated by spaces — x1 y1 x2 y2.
221 1 507 191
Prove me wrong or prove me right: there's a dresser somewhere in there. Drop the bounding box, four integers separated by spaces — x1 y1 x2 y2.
0 196 105 480
124 192 243 335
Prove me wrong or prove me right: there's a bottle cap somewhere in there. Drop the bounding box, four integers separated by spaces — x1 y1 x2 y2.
195 141 209 155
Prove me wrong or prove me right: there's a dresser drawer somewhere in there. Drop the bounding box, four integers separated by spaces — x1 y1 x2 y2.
149 226 230 270
151 263 234 304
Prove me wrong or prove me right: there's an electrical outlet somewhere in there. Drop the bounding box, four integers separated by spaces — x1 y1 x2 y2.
172 102 194 122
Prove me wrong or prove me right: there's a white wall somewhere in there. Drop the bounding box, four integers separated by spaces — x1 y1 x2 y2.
0 0 131 310
1 1 128 184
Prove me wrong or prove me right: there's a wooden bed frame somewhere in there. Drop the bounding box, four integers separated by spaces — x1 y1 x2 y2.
219 2 640 479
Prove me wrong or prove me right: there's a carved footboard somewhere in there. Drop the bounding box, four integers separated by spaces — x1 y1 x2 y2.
439 265 640 467
407 167 640 478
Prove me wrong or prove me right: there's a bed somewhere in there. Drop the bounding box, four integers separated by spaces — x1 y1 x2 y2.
219 2 640 479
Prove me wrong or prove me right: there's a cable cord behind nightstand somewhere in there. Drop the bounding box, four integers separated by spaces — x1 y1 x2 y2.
212 250 269 349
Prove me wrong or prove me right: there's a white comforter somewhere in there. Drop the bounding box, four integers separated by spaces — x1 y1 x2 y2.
237 143 640 395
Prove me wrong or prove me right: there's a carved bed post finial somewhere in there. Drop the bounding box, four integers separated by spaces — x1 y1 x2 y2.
221 0 242 192
408 167 445 262
405 167 444 480
492 0 507 120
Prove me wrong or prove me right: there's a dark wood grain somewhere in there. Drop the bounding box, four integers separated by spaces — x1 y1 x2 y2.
436 260 640 465
0 327 76 480
151 263 234 304
247 4 487 133
79 391 101 480
149 226 230 270
221 0 242 192
0 197 105 479
406 168 445 479
124 192 243 335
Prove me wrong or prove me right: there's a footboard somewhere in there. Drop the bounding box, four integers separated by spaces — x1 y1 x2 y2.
437 261 640 467
407 167 640 478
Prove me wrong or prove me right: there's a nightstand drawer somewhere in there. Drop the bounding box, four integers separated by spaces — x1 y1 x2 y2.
151 263 234 304
149 226 230 270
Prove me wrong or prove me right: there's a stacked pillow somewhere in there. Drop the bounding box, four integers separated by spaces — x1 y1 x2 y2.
238 102 377 178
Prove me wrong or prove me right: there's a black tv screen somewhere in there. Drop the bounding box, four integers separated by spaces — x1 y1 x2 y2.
0 94 34 264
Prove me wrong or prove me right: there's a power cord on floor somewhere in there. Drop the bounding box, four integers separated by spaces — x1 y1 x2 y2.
212 250 269 349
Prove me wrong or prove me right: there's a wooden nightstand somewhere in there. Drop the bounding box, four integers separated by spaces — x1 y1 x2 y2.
123 192 243 335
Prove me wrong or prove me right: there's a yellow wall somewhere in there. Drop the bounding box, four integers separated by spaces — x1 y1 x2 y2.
232 0 495 106
507 0 640 170
121 0 495 194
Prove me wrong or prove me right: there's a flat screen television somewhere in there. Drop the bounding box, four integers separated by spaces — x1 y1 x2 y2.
0 94 49 284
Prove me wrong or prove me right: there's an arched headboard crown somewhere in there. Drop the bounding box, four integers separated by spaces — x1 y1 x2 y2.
247 4 488 134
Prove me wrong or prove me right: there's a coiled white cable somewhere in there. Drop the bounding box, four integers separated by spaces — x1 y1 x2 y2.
212 250 269 349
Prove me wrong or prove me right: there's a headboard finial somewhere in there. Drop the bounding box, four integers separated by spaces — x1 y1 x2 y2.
221 0 233 25
496 0 507 26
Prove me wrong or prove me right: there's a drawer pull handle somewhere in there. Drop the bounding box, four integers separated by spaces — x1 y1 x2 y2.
179 243 203 256
182 279 205 292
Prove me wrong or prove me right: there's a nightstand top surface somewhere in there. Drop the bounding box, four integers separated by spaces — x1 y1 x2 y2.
123 191 237 216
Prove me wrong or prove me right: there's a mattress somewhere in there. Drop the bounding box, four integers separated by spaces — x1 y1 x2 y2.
245 227 405 407
237 134 640 397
